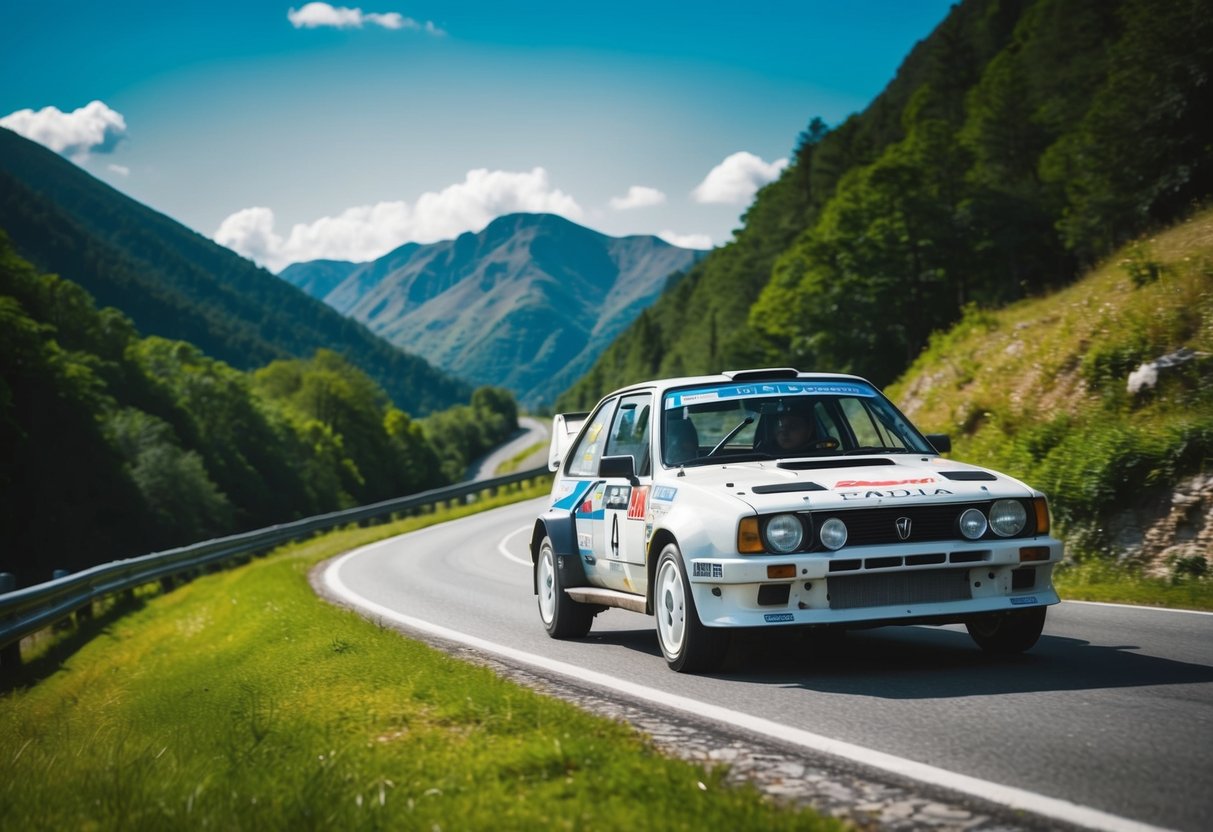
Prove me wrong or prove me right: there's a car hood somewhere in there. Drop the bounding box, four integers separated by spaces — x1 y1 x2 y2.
664 455 1036 513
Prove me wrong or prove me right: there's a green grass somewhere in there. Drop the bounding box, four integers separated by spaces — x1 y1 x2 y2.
494 440 549 475
0 485 841 832
1054 561 1213 611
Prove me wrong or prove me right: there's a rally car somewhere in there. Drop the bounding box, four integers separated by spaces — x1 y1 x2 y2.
532 369 1062 672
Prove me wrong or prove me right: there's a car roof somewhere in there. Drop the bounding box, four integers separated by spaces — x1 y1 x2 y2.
602 368 873 399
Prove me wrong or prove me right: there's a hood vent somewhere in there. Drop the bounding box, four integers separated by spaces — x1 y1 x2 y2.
752 482 827 494
939 470 998 481
777 458 894 471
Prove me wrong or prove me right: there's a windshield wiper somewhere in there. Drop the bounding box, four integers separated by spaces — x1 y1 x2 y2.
707 416 754 456
842 446 914 455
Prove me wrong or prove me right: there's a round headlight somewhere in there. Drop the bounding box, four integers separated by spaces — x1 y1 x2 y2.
819 517 848 551
765 514 804 553
989 499 1027 537
959 507 988 540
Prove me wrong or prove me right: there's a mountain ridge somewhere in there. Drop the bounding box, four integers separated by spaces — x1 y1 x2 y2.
0 126 468 415
281 212 701 407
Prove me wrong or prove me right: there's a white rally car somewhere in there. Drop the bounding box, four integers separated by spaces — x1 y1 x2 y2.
531 369 1062 672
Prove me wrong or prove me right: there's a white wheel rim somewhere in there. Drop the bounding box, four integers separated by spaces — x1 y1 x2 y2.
656 557 686 658
538 547 556 624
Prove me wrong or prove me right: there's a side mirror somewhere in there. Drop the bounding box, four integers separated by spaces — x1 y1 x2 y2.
599 454 638 485
925 433 952 454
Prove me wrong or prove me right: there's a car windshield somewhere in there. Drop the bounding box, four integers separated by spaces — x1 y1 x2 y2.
660 379 934 467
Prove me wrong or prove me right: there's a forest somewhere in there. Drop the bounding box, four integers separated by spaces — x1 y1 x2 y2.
559 0 1212 406
0 232 518 587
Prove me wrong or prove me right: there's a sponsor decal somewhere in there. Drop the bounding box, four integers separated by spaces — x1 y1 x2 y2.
693 562 724 579
578 498 594 514
666 382 876 408
652 486 678 502
835 477 936 488
839 488 954 501
764 613 795 623
627 486 649 520
604 485 631 511
588 424 603 441
1010 596 1039 605
552 480 591 511
577 533 593 551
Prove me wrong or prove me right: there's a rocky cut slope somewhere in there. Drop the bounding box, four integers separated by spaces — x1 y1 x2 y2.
886 210 1213 578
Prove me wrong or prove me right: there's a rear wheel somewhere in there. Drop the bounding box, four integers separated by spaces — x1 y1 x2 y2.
654 543 729 672
966 606 1047 654
536 536 594 638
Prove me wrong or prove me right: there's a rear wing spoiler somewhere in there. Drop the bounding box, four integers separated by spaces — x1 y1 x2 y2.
548 412 590 471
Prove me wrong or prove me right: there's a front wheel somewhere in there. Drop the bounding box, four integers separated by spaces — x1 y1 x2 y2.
536 536 594 638
966 606 1047 654
653 543 729 672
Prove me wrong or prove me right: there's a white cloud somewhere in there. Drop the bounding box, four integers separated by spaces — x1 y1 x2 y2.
691 151 788 205
609 185 666 211
287 3 445 34
0 100 127 161
108 164 130 176
215 167 582 272
658 230 713 250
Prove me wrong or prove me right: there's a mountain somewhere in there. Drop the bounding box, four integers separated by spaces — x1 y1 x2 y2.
281 213 701 407
558 0 1213 409
0 127 469 415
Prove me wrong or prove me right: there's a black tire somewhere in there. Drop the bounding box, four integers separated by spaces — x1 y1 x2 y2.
536 536 594 639
653 543 729 672
966 606 1047 654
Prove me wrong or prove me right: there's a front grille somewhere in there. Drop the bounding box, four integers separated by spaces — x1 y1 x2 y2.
828 568 972 610
808 501 1035 549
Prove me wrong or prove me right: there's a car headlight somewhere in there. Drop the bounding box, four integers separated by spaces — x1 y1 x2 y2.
764 514 804 553
819 517 848 550
989 499 1027 537
959 507 988 540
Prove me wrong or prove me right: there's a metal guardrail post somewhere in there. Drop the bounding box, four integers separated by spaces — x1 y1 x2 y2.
0 573 18 670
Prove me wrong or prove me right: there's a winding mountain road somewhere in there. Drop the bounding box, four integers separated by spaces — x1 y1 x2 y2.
321 498 1213 832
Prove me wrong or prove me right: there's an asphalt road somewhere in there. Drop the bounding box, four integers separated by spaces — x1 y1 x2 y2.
321 498 1213 832
464 416 549 481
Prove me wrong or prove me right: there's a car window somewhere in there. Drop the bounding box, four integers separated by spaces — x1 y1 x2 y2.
604 394 652 476
565 397 618 477
661 380 933 462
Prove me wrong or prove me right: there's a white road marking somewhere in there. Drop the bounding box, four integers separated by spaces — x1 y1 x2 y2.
324 539 1174 832
1064 599 1213 616
497 525 533 566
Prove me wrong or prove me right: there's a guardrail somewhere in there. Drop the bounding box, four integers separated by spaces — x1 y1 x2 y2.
0 465 551 670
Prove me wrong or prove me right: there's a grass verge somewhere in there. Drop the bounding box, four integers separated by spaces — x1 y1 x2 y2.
0 485 841 832
1053 561 1213 610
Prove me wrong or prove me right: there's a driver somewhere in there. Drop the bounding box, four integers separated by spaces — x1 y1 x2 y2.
774 408 818 453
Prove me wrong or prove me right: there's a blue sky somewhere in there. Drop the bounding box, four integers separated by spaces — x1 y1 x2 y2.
1 1 955 271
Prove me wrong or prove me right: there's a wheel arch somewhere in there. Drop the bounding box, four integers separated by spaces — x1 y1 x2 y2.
645 528 679 615
530 510 589 594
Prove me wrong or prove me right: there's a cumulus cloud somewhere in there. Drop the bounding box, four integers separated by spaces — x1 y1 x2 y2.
0 100 127 161
216 167 582 272
691 151 788 205
609 185 666 211
108 164 130 176
287 3 445 34
658 230 713 250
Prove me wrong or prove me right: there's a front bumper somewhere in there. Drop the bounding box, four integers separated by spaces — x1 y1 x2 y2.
686 537 1062 628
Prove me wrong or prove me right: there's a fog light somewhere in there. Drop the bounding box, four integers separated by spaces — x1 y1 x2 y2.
959 508 988 540
819 517 848 550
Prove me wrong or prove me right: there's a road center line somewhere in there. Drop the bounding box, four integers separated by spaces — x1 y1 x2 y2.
324 539 1173 832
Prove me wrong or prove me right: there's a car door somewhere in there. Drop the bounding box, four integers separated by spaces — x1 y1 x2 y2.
599 394 653 588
